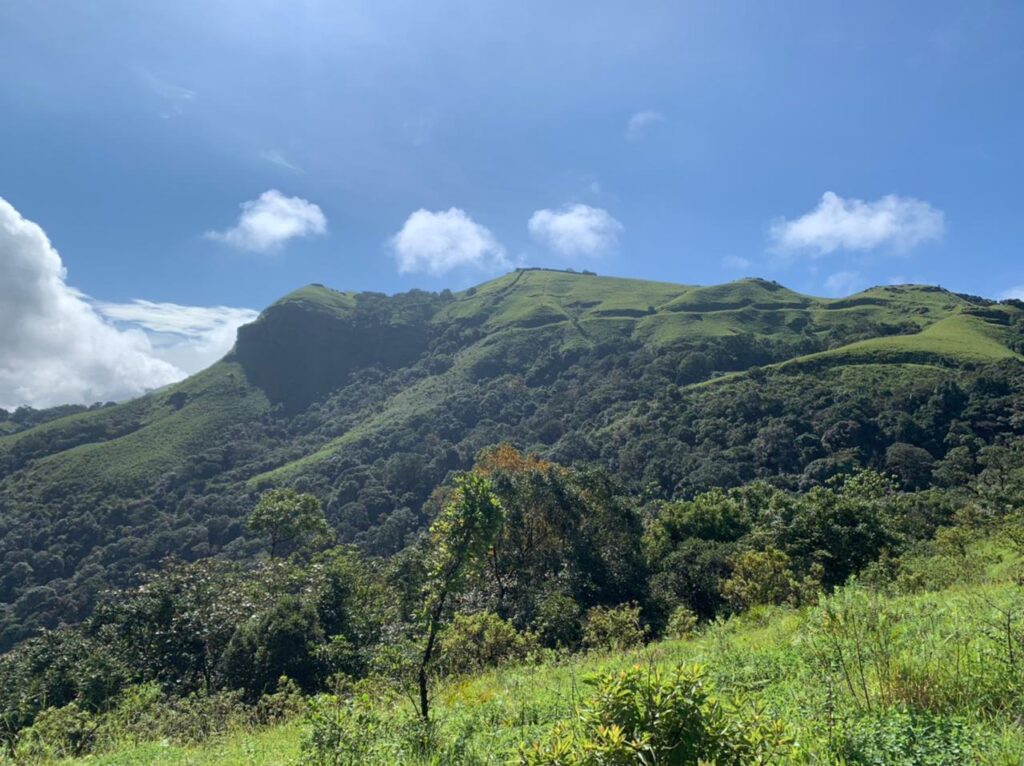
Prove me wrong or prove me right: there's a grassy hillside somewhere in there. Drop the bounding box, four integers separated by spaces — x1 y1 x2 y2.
40 537 1024 766
1 268 1023 650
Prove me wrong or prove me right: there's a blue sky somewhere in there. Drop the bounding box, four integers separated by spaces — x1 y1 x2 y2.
1 1 1023 407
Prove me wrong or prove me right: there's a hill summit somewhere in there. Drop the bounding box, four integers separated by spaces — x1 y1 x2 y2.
1 268 1022 648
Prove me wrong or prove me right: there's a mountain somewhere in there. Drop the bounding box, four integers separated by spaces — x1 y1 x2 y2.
2 267 1023 649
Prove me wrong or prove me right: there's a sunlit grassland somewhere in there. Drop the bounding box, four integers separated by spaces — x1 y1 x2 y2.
54 539 1024 765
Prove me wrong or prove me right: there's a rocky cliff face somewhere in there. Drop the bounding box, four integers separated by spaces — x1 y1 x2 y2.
232 286 439 412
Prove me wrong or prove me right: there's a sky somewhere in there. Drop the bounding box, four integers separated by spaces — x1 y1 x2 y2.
1 0 1023 408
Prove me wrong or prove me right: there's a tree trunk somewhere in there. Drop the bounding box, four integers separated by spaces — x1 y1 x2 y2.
418 593 446 722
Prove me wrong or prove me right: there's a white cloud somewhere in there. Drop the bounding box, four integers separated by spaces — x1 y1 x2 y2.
0 196 256 410
94 300 258 375
0 198 179 409
206 190 326 253
390 208 507 275
824 270 866 297
721 255 751 271
259 150 303 173
528 204 623 259
770 191 945 256
1002 286 1024 300
626 110 665 140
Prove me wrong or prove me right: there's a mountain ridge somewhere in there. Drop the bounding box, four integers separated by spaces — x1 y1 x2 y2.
2 268 1023 649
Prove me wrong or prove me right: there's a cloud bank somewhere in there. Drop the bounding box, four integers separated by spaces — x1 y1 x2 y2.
770 191 945 256
390 208 507 275
528 204 622 259
0 197 254 410
207 190 326 253
95 300 258 376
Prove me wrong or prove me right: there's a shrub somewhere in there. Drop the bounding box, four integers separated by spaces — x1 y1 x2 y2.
12 702 99 761
721 548 807 612
808 584 901 713
517 664 792 765
437 612 537 676
300 683 394 766
535 592 583 650
152 689 252 744
582 604 647 652
835 710 977 765
255 676 305 724
664 606 699 639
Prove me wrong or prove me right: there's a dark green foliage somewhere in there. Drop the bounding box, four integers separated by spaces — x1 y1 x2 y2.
0 629 128 746
221 596 325 699
1 272 1023 651
475 446 647 635
248 488 331 558
89 558 257 694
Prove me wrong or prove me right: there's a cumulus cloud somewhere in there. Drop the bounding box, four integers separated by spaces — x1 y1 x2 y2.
94 300 258 375
206 190 326 253
824 270 866 297
721 255 752 272
0 196 255 410
390 208 507 275
626 110 665 140
770 191 945 256
528 204 623 259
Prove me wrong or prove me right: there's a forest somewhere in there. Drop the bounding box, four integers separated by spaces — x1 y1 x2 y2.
2 271 1024 763
3 441 1024 763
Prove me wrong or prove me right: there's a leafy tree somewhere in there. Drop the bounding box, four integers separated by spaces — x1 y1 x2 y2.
90 559 257 694
248 489 332 559
885 443 935 490
417 473 504 721
221 596 326 699
474 445 646 631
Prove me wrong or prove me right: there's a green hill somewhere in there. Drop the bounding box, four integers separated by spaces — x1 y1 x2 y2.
1 268 1023 649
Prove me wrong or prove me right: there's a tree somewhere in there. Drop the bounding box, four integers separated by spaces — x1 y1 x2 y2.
221 596 325 699
418 473 503 722
248 489 331 559
885 443 935 490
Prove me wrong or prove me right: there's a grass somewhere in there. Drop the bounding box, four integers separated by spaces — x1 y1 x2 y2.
7 270 1023 499
783 314 1022 371
250 273 1023 484
2 362 270 494
51 722 303 766
51 538 1024 765
271 285 358 316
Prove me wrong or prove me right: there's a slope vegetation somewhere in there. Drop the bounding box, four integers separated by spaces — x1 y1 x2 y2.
1 269 1022 648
